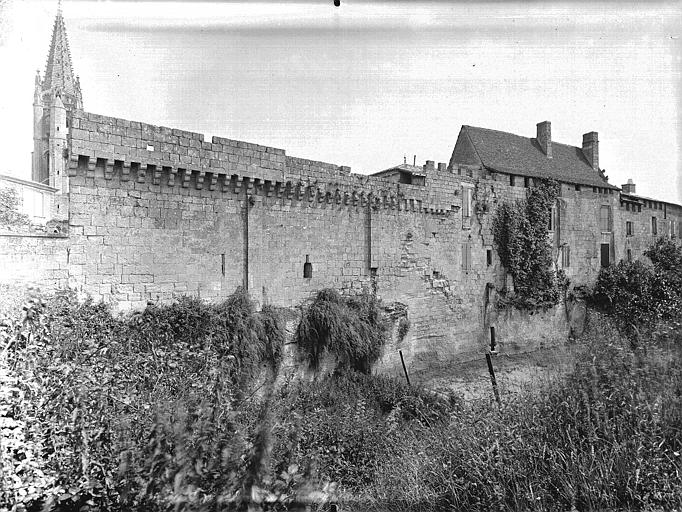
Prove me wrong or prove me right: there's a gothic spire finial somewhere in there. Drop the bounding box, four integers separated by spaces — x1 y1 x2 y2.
41 1 83 109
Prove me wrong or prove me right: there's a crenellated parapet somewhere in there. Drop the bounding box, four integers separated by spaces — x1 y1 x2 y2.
67 110 460 216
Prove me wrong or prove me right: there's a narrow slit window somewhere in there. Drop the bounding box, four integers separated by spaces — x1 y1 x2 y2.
221 253 225 276
303 255 312 278
486 248 492 267
652 217 657 236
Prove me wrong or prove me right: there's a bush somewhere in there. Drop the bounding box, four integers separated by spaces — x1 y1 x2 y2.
591 239 682 331
0 288 285 512
296 289 387 374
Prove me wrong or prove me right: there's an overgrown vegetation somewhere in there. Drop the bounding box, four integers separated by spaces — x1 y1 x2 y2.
493 179 563 310
0 288 285 511
590 237 682 333
296 289 387 374
3 238 682 511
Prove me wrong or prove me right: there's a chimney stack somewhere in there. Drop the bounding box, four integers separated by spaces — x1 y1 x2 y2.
582 131 599 171
536 121 552 158
621 178 636 195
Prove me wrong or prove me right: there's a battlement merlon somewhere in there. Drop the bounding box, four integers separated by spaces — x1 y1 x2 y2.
66 110 461 215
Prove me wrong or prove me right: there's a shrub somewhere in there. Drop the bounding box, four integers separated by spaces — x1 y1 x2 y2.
296 289 387 374
591 239 682 331
0 288 285 512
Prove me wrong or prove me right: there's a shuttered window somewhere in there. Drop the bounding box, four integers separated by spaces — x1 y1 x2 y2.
462 243 472 271
461 186 473 218
600 206 611 232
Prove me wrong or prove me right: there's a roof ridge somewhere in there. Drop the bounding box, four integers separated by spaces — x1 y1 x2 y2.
465 125 583 150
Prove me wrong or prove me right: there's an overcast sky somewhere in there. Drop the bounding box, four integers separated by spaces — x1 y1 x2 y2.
1 0 680 203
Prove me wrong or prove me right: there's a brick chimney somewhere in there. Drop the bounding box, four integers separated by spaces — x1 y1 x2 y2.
621 178 636 194
582 131 599 170
536 121 552 158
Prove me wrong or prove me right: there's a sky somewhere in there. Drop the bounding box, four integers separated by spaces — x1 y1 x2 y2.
0 0 681 203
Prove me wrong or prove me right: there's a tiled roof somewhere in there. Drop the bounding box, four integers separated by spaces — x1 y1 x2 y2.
372 163 426 177
462 125 618 189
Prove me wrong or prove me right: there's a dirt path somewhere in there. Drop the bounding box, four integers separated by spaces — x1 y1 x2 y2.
414 344 580 400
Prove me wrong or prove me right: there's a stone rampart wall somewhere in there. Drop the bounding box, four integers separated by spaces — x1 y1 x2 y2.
4 109 681 371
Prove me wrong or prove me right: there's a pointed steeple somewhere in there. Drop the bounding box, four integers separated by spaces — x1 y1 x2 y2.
42 3 83 110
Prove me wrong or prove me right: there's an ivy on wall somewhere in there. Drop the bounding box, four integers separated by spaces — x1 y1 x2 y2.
492 178 563 310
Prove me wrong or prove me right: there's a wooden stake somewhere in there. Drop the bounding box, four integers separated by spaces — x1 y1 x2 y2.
399 350 411 386
486 352 501 406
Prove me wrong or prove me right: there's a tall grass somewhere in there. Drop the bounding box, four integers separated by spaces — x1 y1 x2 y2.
358 316 682 511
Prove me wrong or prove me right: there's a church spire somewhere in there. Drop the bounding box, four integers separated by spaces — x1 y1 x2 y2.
41 2 83 109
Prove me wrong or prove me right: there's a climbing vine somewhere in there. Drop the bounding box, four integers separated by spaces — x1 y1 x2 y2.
492 179 562 310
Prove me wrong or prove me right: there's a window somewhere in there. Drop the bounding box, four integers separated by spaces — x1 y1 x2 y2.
599 206 611 232
652 217 657 236
574 184 581 192
562 245 570 267
22 188 44 218
627 249 632 262
509 175 515 186
303 255 312 278
461 243 472 271
626 221 633 236
524 177 530 188
672 220 677 239
600 243 610 268
548 204 557 232
462 186 473 218
486 248 492 267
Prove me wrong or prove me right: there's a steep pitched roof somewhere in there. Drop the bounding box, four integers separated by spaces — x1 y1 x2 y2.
453 125 618 189
42 8 83 109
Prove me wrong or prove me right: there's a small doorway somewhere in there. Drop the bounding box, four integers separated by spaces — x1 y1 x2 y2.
600 243 610 268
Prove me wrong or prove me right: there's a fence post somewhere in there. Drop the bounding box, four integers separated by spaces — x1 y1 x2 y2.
485 352 501 407
399 350 411 386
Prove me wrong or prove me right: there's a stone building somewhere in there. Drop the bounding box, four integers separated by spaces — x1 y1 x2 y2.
1 8 680 370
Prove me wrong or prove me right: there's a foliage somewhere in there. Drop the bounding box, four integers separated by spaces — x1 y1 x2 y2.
361 317 682 511
269 369 455 490
591 238 682 332
4 277 682 511
296 289 387 374
0 187 31 228
0 288 285 512
492 179 561 310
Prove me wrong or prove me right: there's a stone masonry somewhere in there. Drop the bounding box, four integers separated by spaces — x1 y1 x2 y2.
1 9 681 373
